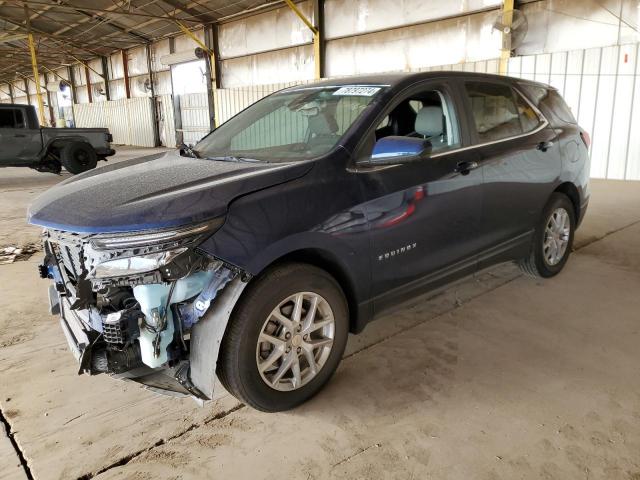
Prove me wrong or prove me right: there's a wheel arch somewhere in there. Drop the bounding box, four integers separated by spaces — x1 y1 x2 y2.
553 181 581 220
42 136 93 158
254 247 363 334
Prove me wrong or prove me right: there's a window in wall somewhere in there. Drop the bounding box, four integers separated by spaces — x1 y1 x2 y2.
0 109 14 128
465 82 522 143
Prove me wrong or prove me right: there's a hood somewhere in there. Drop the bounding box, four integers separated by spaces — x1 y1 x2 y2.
28 151 312 233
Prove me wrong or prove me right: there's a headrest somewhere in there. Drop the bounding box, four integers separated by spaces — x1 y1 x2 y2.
415 106 443 138
308 112 338 137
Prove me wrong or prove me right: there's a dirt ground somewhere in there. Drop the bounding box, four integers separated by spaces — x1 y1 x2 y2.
1 151 639 480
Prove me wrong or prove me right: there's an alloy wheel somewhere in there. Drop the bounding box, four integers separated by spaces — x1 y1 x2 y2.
256 292 335 391
543 207 570 266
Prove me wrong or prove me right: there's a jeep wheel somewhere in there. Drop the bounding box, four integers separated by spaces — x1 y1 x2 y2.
519 192 576 278
217 263 349 412
60 142 98 174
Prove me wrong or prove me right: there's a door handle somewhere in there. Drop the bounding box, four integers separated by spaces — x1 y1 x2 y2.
14 134 26 138
455 161 479 175
537 141 554 152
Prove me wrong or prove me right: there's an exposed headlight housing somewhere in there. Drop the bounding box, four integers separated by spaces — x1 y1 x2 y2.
84 219 223 279
92 249 187 278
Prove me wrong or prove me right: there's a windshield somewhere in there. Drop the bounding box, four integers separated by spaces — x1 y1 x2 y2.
194 85 386 162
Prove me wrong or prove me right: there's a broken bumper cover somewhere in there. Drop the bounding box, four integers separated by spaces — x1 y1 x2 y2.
43 233 249 401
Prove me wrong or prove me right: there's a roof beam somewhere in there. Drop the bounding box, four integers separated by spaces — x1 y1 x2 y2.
69 9 152 43
159 0 217 24
0 13 103 56
6 1 204 22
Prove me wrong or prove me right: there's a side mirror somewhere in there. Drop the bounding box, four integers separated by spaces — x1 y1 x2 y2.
361 136 432 166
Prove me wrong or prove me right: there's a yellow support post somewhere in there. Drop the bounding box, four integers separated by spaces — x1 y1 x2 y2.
283 0 321 79
25 5 46 125
499 0 515 75
175 21 218 90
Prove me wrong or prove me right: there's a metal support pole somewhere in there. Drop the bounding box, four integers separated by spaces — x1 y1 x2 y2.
203 25 216 130
24 4 46 124
499 0 515 75
43 66 68 85
101 56 111 101
176 21 217 89
169 36 182 146
8 84 14 102
43 71 55 126
85 65 92 103
68 66 77 104
283 0 321 79
24 79 30 105
211 24 222 89
122 49 131 99
313 0 324 79
145 43 160 146
68 65 77 127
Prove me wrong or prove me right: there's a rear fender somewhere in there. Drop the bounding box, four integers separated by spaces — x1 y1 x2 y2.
40 136 93 160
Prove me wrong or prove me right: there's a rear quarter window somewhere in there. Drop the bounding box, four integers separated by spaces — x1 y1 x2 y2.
518 84 577 126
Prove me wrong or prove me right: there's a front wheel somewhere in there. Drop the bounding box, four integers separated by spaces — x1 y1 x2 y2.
217 263 349 412
519 192 576 278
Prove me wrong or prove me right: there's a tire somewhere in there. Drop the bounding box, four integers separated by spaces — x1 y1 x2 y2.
519 192 576 278
60 142 98 174
217 263 349 412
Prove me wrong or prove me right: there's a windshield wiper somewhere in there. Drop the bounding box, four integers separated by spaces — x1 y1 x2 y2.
206 155 262 163
179 143 200 158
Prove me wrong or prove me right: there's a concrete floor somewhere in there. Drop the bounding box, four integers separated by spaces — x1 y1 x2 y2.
1 151 640 480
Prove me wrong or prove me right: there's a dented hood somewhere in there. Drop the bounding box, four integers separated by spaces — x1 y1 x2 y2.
28 151 312 233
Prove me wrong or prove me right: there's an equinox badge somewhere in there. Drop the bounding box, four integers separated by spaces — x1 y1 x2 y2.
378 242 417 261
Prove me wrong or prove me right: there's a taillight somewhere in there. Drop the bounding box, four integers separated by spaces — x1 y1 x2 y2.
580 130 591 149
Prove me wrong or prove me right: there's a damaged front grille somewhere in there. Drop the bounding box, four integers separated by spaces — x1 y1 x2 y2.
56 243 85 280
46 229 90 284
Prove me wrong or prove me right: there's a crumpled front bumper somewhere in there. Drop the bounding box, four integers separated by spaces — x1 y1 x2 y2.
46 256 249 402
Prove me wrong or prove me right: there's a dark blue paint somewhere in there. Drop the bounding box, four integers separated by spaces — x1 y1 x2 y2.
28 71 590 333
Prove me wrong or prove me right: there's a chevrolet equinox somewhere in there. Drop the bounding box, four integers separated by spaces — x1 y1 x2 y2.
30 72 590 412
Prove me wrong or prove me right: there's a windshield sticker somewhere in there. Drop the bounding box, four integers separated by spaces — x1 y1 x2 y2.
333 86 381 97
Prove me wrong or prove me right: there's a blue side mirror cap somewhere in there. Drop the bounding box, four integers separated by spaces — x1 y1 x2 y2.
368 136 432 165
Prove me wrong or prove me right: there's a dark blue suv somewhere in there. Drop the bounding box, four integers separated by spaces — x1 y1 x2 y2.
30 72 590 411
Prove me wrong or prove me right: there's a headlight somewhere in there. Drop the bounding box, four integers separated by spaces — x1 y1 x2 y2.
90 220 222 250
84 219 224 279
93 248 187 278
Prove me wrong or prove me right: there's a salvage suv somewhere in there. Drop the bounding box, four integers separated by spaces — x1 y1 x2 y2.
30 72 590 412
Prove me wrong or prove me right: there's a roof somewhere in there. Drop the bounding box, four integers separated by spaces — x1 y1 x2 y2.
282 71 550 93
0 0 276 84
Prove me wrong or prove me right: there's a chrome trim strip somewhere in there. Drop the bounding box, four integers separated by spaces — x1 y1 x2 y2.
430 85 549 158
354 83 550 167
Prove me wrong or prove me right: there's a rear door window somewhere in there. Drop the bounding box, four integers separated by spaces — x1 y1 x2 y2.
464 82 523 143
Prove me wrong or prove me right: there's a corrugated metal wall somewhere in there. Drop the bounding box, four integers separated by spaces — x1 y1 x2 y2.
73 97 156 147
157 94 177 148
211 43 640 181
507 44 640 181
178 93 210 145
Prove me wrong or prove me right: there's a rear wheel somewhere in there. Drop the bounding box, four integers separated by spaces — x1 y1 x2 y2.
217 263 349 412
519 192 575 278
60 142 97 174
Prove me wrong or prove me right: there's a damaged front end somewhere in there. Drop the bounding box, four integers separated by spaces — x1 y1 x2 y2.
39 221 249 401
